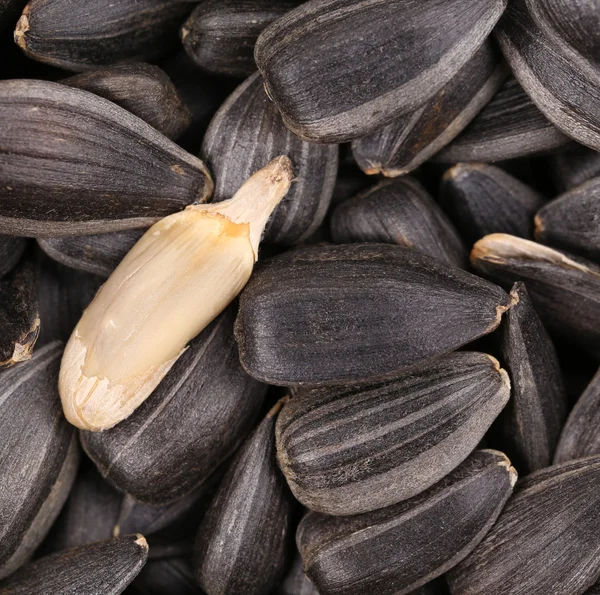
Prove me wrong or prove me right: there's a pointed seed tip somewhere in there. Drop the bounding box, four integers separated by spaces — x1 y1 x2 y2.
267 395 290 418
533 214 544 238
14 14 29 48
134 535 148 550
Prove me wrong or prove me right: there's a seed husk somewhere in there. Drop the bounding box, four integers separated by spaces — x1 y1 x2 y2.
274 551 319 595
0 254 39 367
0 342 79 580
63 63 192 140
330 177 467 268
297 450 516 595
202 72 338 245
0 79 213 237
535 177 600 262
0 535 148 594
14 0 193 71
351 41 508 176
435 77 570 162
448 455 600 595
550 145 600 192
254 0 508 143
0 236 27 278
235 243 511 386
471 234 600 352
494 0 600 151
440 163 546 245
181 0 302 77
276 352 510 515
59 157 290 431
193 399 295 595
38 230 144 278
133 556 201 595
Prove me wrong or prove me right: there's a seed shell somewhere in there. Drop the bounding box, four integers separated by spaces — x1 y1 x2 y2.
297 450 516 595
0 236 27 278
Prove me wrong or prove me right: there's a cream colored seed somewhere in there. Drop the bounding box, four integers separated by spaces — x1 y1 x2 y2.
59 156 293 432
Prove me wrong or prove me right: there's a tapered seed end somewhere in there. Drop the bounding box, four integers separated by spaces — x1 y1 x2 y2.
14 13 29 49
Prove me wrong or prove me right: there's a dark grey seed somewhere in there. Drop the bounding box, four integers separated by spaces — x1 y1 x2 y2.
554 367 600 464
194 399 295 595
492 282 567 474
0 255 39 368
14 0 193 71
535 177 600 262
202 72 338 245
38 230 144 278
550 145 600 192
0 79 213 237
435 77 569 162
494 0 600 151
274 551 319 595
0 342 79 580
330 176 467 268
277 352 510 515
297 450 516 595
81 308 266 506
63 64 192 140
440 163 546 245
471 234 600 353
0 236 27 278
254 0 508 143
0 0 26 31
235 243 512 386
351 41 508 176
448 455 600 595
0 535 148 594
181 0 302 78
133 556 202 595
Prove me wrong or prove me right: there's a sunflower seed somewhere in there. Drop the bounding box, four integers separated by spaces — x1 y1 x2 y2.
330 177 467 268
0 79 213 237
0 236 27 278
274 551 319 595
550 145 600 192
254 0 508 143
133 556 201 595
297 450 516 595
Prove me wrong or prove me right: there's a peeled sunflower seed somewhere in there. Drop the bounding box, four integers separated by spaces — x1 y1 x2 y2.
181 0 302 77
277 352 509 515
133 556 201 595
494 0 600 151
448 455 600 595
202 72 338 245
440 163 546 245
351 41 508 176
297 449 516 595
235 243 511 386
330 177 467 268
0 235 27 278
63 63 192 140
14 0 193 71
0 535 148 594
471 234 600 353
194 399 295 595
435 77 570 162
551 145 600 192
0 254 39 367
0 79 213 237
80 308 266 504
0 342 79 580
535 177 600 262
274 551 319 595
59 157 290 431
554 368 600 464
38 230 144 278
254 0 508 143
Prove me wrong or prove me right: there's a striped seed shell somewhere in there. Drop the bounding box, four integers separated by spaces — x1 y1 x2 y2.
297 450 516 595
435 77 569 162
235 243 512 386
193 399 295 595
494 0 600 151
63 63 192 140
440 163 546 245
535 177 600 262
274 551 319 595
551 145 600 192
254 0 508 143
448 455 600 595
0 342 79 580
0 236 27 278
181 0 302 77
330 177 467 268
133 556 202 595
351 41 508 176
276 352 510 515
471 234 600 352
0 535 148 594
0 79 213 237
81 309 266 505
14 0 193 71
202 72 338 245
